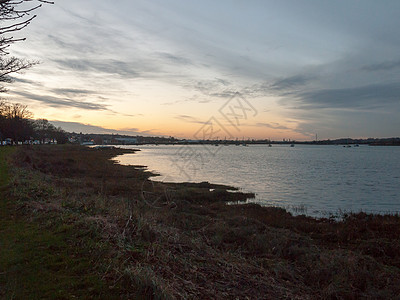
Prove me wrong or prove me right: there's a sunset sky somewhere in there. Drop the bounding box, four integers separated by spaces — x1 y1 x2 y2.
6 0 400 140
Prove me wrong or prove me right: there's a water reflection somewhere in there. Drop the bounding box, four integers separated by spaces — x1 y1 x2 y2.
115 144 400 216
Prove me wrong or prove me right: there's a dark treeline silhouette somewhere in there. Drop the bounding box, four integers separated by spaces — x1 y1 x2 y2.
0 100 67 144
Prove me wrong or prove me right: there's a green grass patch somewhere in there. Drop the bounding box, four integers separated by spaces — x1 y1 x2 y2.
0 147 137 299
0 211 131 299
0 210 132 299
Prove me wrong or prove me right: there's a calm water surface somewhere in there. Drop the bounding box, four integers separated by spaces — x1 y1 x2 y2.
115 144 400 216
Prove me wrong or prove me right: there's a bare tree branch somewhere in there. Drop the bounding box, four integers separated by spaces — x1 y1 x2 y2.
0 0 52 92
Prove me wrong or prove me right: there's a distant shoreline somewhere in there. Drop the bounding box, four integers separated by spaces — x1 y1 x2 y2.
65 131 400 146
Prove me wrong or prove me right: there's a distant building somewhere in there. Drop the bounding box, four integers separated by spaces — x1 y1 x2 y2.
68 136 78 143
113 137 137 145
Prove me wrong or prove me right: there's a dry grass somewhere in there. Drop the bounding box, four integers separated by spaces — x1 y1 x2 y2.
5 144 400 299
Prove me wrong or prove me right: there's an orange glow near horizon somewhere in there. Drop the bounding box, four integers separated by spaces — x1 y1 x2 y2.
8 82 312 140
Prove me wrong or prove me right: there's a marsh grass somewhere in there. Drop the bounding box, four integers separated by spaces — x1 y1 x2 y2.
0 147 14 187
2 144 400 299
0 146 143 299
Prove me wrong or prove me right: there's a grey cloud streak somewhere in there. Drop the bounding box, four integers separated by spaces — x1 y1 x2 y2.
174 114 204 124
49 120 149 136
52 59 141 78
9 77 42 86
50 88 97 96
255 122 291 130
361 60 400 72
293 83 400 110
12 91 109 111
157 52 192 65
270 75 315 91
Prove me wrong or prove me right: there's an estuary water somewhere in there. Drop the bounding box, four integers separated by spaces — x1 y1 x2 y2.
114 144 400 217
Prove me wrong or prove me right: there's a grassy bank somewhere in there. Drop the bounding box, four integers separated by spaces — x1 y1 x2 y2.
2 145 400 299
0 146 143 299
0 147 14 187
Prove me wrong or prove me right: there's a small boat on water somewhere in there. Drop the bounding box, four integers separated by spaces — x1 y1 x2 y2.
290 144 295 147
268 144 272 147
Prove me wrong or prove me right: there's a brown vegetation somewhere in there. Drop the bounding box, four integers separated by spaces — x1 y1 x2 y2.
4 145 400 299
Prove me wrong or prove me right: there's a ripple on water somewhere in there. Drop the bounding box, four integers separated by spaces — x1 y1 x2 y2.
116 144 400 217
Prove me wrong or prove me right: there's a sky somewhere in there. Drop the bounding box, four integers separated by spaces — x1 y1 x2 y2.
5 0 400 140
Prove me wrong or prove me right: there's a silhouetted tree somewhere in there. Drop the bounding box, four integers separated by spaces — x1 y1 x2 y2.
1 101 67 144
0 100 6 139
1 0 53 92
52 126 67 144
32 118 67 144
0 100 33 142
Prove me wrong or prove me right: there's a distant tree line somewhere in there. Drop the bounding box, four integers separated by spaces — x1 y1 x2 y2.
0 100 67 144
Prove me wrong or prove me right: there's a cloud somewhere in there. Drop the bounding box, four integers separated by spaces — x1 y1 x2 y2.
362 60 400 72
215 78 231 86
50 88 96 97
255 122 291 130
292 83 400 110
49 120 149 136
9 77 42 86
157 52 192 65
175 114 204 124
192 80 238 99
234 75 313 100
270 75 314 91
161 95 212 106
12 91 109 111
47 34 102 55
51 59 141 78
12 89 141 118
255 121 315 138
